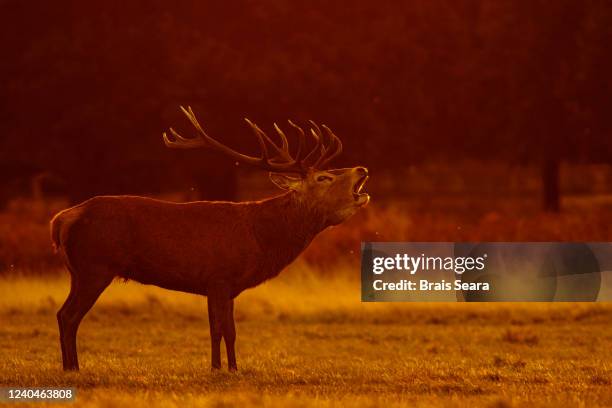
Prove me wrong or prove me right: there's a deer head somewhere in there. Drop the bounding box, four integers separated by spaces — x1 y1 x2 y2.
163 107 369 226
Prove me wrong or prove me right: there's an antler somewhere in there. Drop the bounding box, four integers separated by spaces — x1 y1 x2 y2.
163 106 342 175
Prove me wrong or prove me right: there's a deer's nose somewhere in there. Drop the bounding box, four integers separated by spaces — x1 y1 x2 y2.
355 167 368 176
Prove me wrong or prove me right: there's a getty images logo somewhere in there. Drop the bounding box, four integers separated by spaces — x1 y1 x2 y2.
363 242 608 302
371 253 488 275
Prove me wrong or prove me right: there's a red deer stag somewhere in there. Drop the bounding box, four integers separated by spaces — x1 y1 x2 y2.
51 107 369 371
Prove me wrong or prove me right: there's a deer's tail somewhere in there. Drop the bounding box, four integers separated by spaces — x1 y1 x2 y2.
51 207 80 276
50 205 84 266
50 210 66 255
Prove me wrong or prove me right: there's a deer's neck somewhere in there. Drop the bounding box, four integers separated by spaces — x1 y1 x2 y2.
251 191 326 269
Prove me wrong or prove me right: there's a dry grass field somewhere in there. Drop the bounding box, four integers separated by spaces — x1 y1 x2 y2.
1 264 612 407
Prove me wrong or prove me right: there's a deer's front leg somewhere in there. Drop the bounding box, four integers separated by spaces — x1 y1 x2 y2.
223 298 237 371
207 281 232 370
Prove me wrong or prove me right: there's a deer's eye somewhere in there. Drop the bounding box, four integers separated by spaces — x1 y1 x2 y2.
317 175 332 182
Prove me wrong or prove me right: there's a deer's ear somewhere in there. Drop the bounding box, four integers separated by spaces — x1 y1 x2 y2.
269 173 302 190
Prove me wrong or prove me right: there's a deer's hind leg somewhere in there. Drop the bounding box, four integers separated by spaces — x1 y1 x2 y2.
57 266 112 371
57 274 78 369
223 299 236 371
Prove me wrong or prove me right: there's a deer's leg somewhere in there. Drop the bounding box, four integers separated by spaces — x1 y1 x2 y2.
57 275 78 369
57 272 112 371
207 281 232 370
207 294 222 370
223 299 237 371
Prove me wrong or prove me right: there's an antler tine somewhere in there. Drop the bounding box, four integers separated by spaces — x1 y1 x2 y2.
273 123 290 153
308 120 324 140
301 123 323 165
310 120 331 162
312 136 331 168
243 118 269 161
287 120 305 162
317 125 343 168
163 126 207 149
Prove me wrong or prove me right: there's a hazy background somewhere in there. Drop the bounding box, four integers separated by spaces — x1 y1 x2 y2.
1 0 611 273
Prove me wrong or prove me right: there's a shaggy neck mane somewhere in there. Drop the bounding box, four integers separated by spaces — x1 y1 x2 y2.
250 191 326 269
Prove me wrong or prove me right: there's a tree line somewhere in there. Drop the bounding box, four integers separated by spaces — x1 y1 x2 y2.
1 0 610 210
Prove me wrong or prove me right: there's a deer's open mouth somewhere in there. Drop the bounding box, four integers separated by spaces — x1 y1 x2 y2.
352 174 369 203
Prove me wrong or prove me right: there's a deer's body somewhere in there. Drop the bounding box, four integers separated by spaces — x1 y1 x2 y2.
52 193 321 297
52 107 369 371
